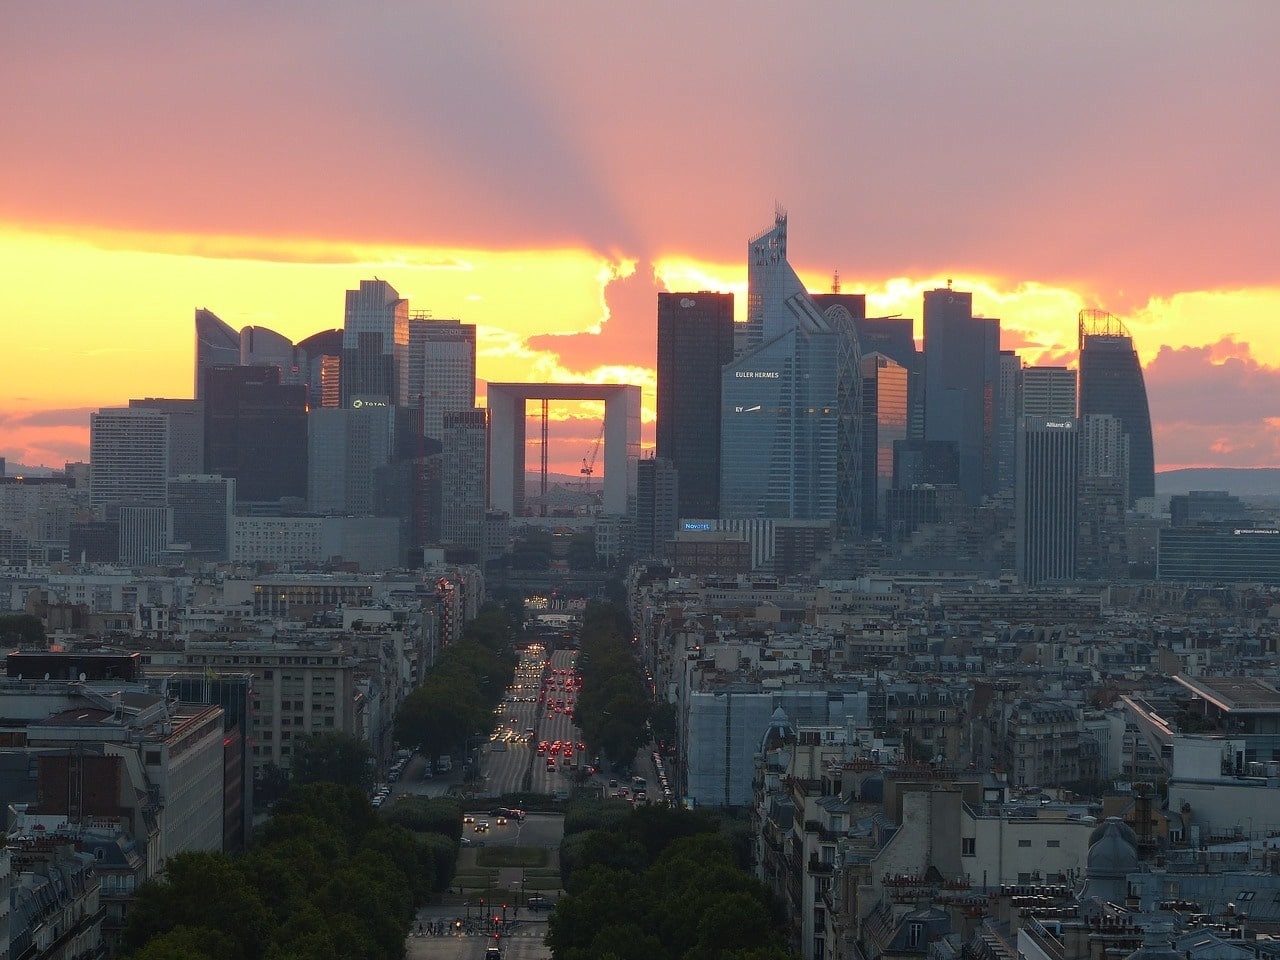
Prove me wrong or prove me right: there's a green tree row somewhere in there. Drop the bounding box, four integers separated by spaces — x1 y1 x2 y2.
573 602 651 766
394 605 518 759
549 804 797 960
120 783 465 960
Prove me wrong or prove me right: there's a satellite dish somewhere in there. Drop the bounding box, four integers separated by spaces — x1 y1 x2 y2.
79 673 87 682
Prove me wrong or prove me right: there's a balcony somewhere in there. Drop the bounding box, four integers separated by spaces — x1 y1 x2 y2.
808 854 835 875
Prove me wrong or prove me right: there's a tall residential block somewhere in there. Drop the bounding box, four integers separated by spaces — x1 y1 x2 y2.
1078 310 1154 505
128 398 205 476
89 407 169 508
656 291 734 519
923 285 999 504
1015 416 1079 585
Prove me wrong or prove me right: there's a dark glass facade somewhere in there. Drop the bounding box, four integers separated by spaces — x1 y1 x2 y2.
204 366 308 503
167 475 235 560
1077 312 1154 505
656 292 734 519
1158 527 1280 583
923 288 999 504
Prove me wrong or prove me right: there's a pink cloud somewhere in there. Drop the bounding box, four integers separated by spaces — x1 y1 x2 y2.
1146 338 1280 468
526 263 662 374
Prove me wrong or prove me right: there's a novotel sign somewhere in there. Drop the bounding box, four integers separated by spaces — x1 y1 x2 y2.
735 371 780 379
683 521 712 531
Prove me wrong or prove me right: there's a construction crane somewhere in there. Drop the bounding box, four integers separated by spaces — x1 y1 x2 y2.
580 423 605 490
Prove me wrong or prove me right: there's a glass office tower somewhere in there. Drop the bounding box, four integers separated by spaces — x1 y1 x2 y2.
194 308 240 399
722 210 858 534
656 291 734 520
922 285 1000 505
1077 310 1154 505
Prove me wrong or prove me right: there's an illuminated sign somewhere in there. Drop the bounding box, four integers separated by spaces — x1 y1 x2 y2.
1044 420 1075 429
683 521 712 531
1233 528 1280 535
350 397 389 409
680 297 696 308
735 371 779 379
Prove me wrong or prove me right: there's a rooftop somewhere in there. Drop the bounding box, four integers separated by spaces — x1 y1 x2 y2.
1174 675 1280 714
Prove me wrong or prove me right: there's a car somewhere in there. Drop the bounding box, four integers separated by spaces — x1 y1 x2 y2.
526 896 554 912
485 947 503 960
496 816 508 826
474 821 490 832
464 814 476 824
608 778 618 789
460 835 485 847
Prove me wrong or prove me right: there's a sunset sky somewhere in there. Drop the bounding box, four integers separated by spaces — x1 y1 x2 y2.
3 3 1279 475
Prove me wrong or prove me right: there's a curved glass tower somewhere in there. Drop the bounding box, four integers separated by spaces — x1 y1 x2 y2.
1077 310 1154 505
194 308 240 398
721 210 860 536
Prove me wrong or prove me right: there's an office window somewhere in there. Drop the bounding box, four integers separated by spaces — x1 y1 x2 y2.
1047 839 1060 847
1018 839 1032 847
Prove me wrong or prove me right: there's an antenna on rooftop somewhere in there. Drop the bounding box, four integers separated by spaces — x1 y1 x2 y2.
832 270 841 294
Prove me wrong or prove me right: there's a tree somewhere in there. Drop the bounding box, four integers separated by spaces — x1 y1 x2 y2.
650 701 677 750
123 926 230 960
120 852 270 960
290 732 373 790
566 532 597 570
0 613 45 648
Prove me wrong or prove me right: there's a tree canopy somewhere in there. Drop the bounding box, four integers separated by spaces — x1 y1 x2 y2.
549 807 796 960
394 604 518 758
573 602 651 765
289 731 373 791
119 782 451 960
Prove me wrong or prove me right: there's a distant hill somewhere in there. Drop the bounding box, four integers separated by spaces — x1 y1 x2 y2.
1156 467 1280 499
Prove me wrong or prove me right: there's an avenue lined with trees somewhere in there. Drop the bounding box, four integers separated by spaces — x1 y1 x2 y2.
551 804 796 960
119 782 463 960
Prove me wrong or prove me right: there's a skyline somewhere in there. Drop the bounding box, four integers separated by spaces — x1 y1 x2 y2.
4 3 1280 473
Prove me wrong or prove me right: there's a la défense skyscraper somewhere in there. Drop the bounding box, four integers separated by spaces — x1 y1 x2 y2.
1077 310 1154 505
720 210 861 536
656 291 734 520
